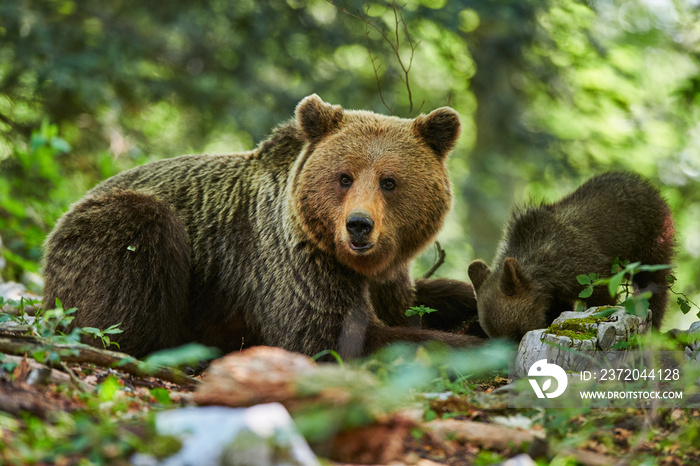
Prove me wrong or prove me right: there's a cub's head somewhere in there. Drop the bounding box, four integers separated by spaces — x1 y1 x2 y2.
468 257 550 341
291 94 460 276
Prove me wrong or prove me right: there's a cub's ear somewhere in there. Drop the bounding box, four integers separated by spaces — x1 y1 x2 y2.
467 259 491 292
412 107 461 159
295 94 344 144
500 257 528 296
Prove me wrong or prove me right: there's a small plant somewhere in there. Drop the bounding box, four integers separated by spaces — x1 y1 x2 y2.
82 323 124 350
576 258 671 320
0 298 125 364
1 297 80 342
577 258 699 320
406 305 438 320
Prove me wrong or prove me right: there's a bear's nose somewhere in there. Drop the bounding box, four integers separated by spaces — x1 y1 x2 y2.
346 211 374 238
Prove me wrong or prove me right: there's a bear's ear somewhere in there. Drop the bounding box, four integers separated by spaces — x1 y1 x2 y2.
468 259 491 292
500 257 528 296
295 94 344 144
412 107 461 159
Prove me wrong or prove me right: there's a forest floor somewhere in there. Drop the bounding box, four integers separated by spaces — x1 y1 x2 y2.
0 291 699 465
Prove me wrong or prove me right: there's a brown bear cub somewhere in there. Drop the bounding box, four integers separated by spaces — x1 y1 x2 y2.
468 172 675 341
43 95 483 358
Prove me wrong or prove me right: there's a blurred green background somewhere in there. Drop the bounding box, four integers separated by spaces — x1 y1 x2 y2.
1 0 698 330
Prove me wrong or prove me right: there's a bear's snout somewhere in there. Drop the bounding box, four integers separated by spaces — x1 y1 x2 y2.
346 210 374 252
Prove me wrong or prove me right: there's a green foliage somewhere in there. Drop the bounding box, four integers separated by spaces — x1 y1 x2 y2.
295 341 512 443
0 121 74 282
140 342 221 370
0 385 182 464
0 297 84 365
577 259 675 320
538 332 700 463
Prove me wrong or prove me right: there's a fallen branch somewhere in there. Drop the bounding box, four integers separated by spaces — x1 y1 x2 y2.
0 334 199 386
426 418 543 450
0 353 73 386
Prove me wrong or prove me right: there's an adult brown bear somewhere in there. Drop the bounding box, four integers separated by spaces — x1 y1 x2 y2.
43 95 483 358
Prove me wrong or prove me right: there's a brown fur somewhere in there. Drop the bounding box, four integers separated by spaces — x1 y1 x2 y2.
43 95 483 358
468 172 675 341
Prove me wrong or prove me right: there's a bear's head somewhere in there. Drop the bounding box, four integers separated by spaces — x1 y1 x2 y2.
468 257 550 340
291 94 460 277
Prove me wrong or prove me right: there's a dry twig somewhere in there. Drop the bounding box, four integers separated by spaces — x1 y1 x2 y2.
327 0 421 114
422 241 446 280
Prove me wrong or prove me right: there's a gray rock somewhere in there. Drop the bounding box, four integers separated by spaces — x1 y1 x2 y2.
514 306 652 376
499 454 537 466
0 282 30 301
684 321 700 362
151 403 320 466
596 322 617 351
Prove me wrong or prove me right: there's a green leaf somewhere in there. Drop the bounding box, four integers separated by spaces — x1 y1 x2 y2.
636 264 672 273
144 343 221 368
592 307 618 318
32 350 46 364
98 375 121 403
623 298 637 316
612 340 630 350
103 324 124 335
576 274 591 285
1 361 19 372
150 387 171 405
578 286 594 299
608 271 625 298
312 349 344 366
678 298 691 314
611 257 622 274
622 261 642 276
50 137 71 153
624 294 650 318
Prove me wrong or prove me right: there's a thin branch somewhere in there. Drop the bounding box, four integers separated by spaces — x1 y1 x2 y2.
422 241 446 280
365 21 393 113
327 0 417 114
393 0 415 114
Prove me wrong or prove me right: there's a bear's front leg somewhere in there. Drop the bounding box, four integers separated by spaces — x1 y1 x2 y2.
338 302 485 359
361 320 484 356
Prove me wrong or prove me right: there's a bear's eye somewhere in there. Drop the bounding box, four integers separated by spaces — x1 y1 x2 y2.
339 174 353 188
381 178 396 191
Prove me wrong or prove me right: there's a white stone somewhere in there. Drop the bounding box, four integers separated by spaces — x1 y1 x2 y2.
514 306 652 376
153 403 320 466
